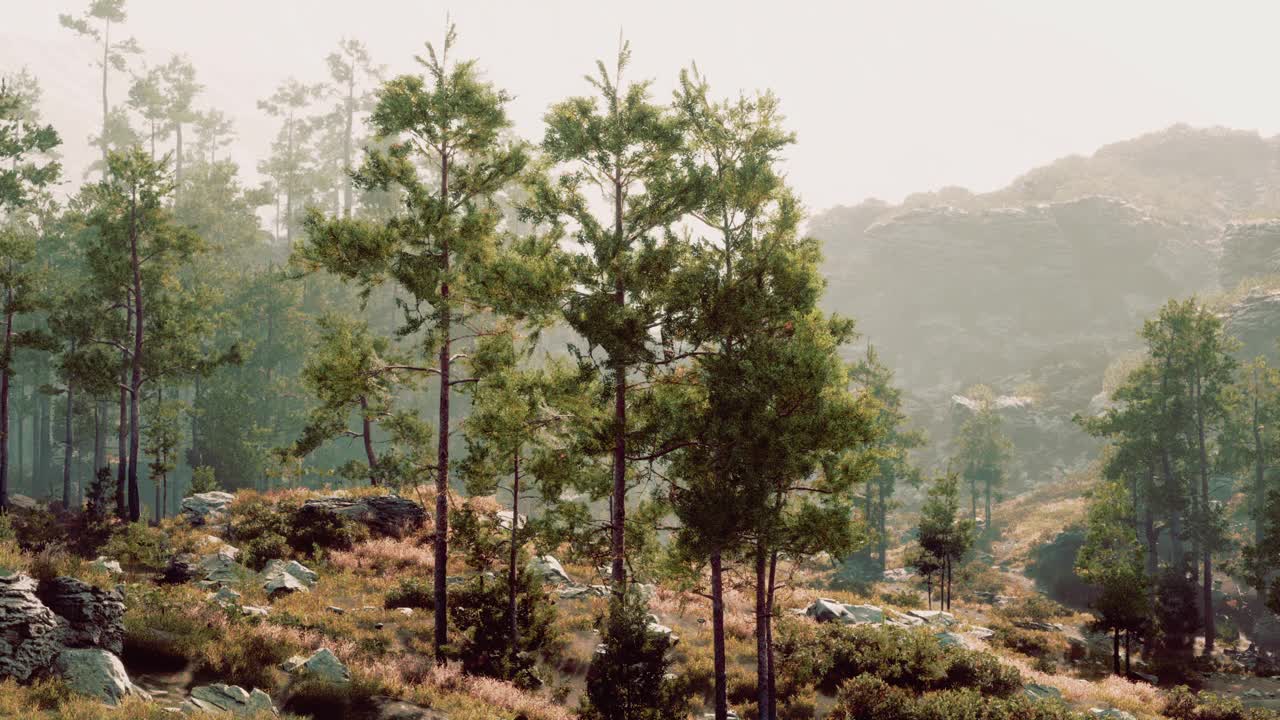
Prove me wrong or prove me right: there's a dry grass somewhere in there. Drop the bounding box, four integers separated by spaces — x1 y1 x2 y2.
329 536 435 573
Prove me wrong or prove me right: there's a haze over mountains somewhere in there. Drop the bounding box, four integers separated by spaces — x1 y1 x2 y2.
812 124 1280 484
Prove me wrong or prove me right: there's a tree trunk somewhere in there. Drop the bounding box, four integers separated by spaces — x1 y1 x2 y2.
766 550 779 720
432 145 451 663
1113 628 1121 675
1124 630 1131 676
1256 388 1268 603
343 74 354 216
610 171 628 594
877 481 888 573
62 374 73 508
1194 374 1214 654
359 395 377 483
1145 459 1159 577
508 449 520 667
754 546 768 720
128 185 144 523
711 550 727 720
174 122 183 204
0 298 12 511
116 327 128 520
93 401 104 478
100 19 110 176
984 477 992 530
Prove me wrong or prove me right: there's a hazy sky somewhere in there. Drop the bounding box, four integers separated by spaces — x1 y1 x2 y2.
3 1 1279 213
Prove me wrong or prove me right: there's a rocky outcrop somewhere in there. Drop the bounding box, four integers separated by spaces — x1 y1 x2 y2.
261 560 316 598
36 577 125 654
0 573 64 681
1224 289 1280 363
182 491 235 526
370 695 449 720
53 648 146 706
183 683 276 716
529 555 573 586
1219 220 1280 290
297 495 426 539
282 648 350 685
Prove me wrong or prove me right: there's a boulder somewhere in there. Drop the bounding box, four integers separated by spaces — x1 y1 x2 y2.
1090 710 1136 720
804 598 849 623
907 609 956 627
0 572 65 681
495 510 526 531
198 552 247 588
160 554 202 585
260 560 317 596
36 577 125 654
182 491 235 526
844 604 884 624
241 606 270 618
370 695 449 720
208 587 242 606
8 495 39 511
184 683 276 716
297 495 426 538
1014 620 1063 633
934 631 965 648
282 648 350 685
53 648 144 706
90 557 123 576
967 626 996 641
529 555 573 586
1023 683 1063 702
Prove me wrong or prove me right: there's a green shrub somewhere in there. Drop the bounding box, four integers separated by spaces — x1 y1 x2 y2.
1164 686 1279 720
580 593 687 720
289 503 368 554
283 679 354 720
828 675 914 720
102 522 170 570
242 532 290 571
996 595 1067 624
878 587 923 608
447 568 559 688
992 621 1054 658
385 577 434 610
830 677 1077 720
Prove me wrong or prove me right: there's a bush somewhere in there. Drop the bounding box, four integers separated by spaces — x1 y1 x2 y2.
289 503 368 555
996 595 1067 624
242 532 290 571
878 587 923 608
775 621 1023 698
830 677 1077 720
447 568 559 688
385 577 434 610
1164 686 1279 720
580 593 687 720
102 522 170 570
992 622 1054 658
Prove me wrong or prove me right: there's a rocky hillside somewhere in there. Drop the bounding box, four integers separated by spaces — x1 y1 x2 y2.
813 126 1280 484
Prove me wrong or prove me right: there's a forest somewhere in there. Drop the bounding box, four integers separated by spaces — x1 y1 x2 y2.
6 3 1280 720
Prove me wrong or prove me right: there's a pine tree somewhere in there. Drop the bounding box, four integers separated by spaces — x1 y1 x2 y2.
1077 475 1151 675
58 0 141 177
953 384 1011 530
300 24 555 660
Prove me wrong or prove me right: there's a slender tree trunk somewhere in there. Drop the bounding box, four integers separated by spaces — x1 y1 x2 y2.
1125 630 1131 675
0 298 12 511
116 322 128 520
1256 385 1267 603
710 550 727 720
1113 628 1121 675
100 19 110 176
174 122 183 204
39 387 51 497
62 374 73 508
1194 374 1214 654
432 145 451 663
984 478 992 530
93 401 104 478
927 573 933 610
877 481 888 573
359 395 377 484
343 75 354 216
128 186 144 523
1144 459 1159 577
766 550 779 720
609 170 629 594
754 545 768 720
508 449 520 667
15 382 23 495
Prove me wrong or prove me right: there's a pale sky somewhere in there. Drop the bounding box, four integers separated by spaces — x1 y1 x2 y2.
3 0 1279 213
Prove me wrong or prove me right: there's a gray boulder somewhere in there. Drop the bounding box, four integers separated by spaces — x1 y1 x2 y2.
529 555 573 586
184 683 276 716
935 631 965 648
8 495 39 511
1023 683 1063 702
804 598 849 623
53 648 144 706
370 695 449 720
90 557 123 576
844 604 884 624
0 572 65 681
908 609 956 626
282 648 350 685
261 560 317 598
160 554 202 585
297 495 426 538
198 551 247 587
182 491 235 526
36 576 125 654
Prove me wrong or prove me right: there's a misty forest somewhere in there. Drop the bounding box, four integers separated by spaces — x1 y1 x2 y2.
6 3 1280 720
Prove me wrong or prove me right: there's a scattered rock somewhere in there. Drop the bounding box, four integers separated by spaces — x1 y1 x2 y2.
208 587 242 606
882 567 913 582
198 551 247 587
0 572 64 681
394 607 414 616
845 604 885 624
934 631 965 647
53 648 145 706
369 695 449 720
1089 709 1136 720
326 606 345 615
646 614 679 644
495 510 526 531
282 648 350 685
907 609 956 627
261 559 317 597
1023 683 1063 702
634 583 657 601
160 554 202 585
36 576 125 654
8 494 39 511
184 683 276 716
241 606 270 618
529 555 573 586
298 495 426 538
182 491 235 527
1014 619 1063 632
90 557 123 576
966 626 996 640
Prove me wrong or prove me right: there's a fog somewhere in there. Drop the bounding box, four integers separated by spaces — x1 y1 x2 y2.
5 0 1280 212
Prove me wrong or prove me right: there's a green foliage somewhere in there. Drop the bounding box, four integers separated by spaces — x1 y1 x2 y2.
188 465 219 495
775 620 1022 698
384 577 434 610
830 676 1077 720
1164 686 1280 720
446 569 558 688
101 521 169 570
581 593 687 720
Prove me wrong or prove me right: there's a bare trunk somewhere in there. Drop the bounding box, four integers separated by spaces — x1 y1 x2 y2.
342 75 354 216
610 173 627 593
128 185 143 523
359 395 378 484
1195 374 1214 653
508 449 520 666
1113 628 1121 675
754 546 768 720
710 550 727 720
100 20 110 176
766 550 779 720
0 297 12 510
62 374 73 508
432 146 450 662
